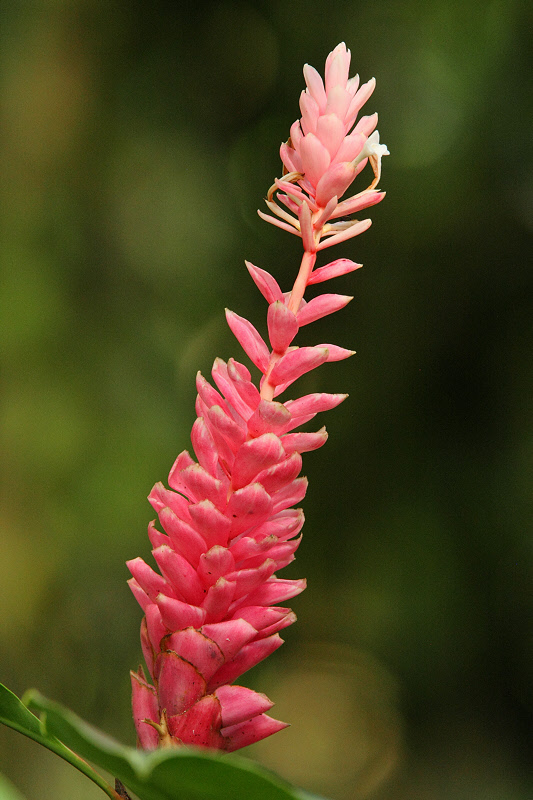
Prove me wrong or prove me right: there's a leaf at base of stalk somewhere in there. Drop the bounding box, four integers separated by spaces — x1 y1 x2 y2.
0 683 121 800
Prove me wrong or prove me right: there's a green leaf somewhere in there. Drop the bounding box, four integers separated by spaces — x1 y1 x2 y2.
1 683 330 800
0 683 120 799
26 690 323 800
0 682 44 741
0 772 28 800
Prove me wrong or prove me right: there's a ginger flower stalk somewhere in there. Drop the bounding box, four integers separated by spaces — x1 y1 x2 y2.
128 42 388 753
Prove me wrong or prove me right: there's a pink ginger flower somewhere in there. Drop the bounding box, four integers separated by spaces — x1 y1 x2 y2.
259 41 389 259
128 43 387 753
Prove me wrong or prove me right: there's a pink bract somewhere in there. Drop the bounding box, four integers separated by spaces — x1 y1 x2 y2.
128 42 387 753
259 41 389 254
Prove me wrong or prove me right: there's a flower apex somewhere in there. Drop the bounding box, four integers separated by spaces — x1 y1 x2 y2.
266 44 387 242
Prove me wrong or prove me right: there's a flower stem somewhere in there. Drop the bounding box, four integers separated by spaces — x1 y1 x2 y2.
260 249 316 402
287 250 316 314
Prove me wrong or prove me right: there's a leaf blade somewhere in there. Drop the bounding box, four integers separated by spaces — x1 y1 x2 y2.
0 772 29 800
28 691 314 800
0 684 119 800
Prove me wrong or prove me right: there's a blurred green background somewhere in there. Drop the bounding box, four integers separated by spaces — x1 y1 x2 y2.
0 1 531 798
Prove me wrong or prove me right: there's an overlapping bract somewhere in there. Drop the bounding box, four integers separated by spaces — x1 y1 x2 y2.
259 42 388 252
128 347 345 750
128 42 387 753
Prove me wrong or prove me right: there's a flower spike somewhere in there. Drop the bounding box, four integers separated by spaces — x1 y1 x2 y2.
263 41 388 253
129 43 387 753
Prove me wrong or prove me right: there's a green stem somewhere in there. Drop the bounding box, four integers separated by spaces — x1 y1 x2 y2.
1 716 123 800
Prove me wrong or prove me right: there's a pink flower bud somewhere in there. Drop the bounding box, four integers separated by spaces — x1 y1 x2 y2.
299 133 331 187
267 301 299 353
247 399 292 437
297 293 353 326
284 392 348 416
307 258 361 284
231 433 285 490
188 500 232 548
165 628 224 682
155 594 206 631
131 668 159 749
156 650 206 716
223 714 289 753
269 346 329 386
215 684 274 728
152 545 205 605
225 310 270 373
315 161 357 207
201 577 236 622
318 343 356 361
281 428 329 454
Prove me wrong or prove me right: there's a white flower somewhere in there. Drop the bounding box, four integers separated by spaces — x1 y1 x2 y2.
353 130 389 183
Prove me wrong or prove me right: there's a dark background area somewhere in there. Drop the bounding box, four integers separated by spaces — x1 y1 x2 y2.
0 1 531 798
